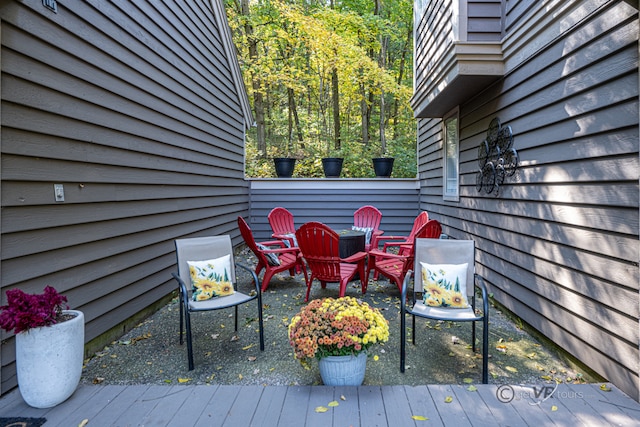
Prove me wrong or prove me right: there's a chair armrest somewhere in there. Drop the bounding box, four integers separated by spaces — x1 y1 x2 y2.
236 262 261 293
368 249 408 261
172 272 191 307
257 239 286 248
262 246 299 255
341 251 367 263
401 270 414 310
474 273 490 316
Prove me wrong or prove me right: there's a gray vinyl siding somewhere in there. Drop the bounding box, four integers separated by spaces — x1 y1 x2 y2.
0 0 250 394
467 0 503 41
248 180 421 242
416 0 639 399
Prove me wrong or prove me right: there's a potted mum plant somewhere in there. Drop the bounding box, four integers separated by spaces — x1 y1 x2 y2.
0 286 84 408
288 296 389 385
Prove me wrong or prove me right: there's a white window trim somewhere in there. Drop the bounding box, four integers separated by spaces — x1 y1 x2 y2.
443 108 460 202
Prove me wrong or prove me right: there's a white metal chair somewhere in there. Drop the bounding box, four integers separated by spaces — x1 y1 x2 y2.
400 238 489 383
172 235 264 370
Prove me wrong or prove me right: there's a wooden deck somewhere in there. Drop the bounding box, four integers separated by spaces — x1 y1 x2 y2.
1 383 639 426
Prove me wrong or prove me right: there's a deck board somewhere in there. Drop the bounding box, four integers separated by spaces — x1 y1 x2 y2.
1 383 639 426
405 385 445 427
250 386 287 427
330 386 359 427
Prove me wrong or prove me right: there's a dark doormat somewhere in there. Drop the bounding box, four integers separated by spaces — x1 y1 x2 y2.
0 418 46 427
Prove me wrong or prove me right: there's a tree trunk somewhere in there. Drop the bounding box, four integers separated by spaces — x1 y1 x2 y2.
241 0 266 156
332 68 341 150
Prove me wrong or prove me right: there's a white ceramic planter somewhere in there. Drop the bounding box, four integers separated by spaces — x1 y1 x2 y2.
16 310 84 408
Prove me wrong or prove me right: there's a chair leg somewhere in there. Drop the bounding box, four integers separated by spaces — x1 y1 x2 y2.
411 314 416 345
179 296 185 346
234 305 239 331
304 274 315 302
482 315 489 384
472 321 477 353
261 270 275 292
257 294 265 351
184 311 195 371
400 309 406 372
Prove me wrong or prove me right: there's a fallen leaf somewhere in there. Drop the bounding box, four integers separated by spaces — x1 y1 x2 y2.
467 385 477 392
340 395 346 401
506 366 518 373
178 378 191 383
444 396 453 403
248 356 257 361
412 415 428 420
242 344 255 350
526 352 537 359
551 405 558 411
315 406 328 413
92 377 105 384
541 375 552 381
463 378 473 384
600 384 611 392
239 374 243 380
78 420 89 427
373 355 379 361
328 401 339 407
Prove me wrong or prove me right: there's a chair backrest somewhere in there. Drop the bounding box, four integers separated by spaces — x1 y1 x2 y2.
353 205 382 230
268 207 296 235
413 239 475 297
408 211 429 240
400 219 441 272
295 222 342 280
238 216 269 265
175 235 236 288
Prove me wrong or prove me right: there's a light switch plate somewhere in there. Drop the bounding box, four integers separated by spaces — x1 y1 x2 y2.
54 184 65 202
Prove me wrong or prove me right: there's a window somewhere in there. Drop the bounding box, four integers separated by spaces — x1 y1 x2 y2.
443 110 459 201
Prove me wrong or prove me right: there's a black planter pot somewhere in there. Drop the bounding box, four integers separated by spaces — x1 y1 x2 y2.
322 157 344 178
273 158 296 178
372 157 394 177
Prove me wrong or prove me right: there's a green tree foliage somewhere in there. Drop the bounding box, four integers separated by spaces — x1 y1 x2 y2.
226 0 416 178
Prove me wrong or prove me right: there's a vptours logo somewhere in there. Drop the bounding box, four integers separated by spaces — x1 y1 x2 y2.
496 384 583 405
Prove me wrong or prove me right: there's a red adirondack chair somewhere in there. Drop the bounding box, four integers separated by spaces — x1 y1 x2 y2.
372 211 429 280
366 219 442 292
268 207 297 248
379 211 430 255
352 205 384 252
238 216 307 291
295 221 368 302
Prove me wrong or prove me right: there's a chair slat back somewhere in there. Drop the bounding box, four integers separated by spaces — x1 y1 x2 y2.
353 205 382 230
296 222 342 281
408 211 429 239
268 207 296 235
413 239 475 297
175 235 236 287
238 216 269 266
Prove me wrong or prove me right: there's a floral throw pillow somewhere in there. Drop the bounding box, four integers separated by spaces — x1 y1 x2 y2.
187 255 234 301
420 262 469 308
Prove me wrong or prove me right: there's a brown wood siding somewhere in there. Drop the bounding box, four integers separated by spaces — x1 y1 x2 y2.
0 0 250 394
416 1 640 399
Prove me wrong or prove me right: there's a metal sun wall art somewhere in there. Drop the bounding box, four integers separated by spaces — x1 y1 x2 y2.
476 117 519 196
